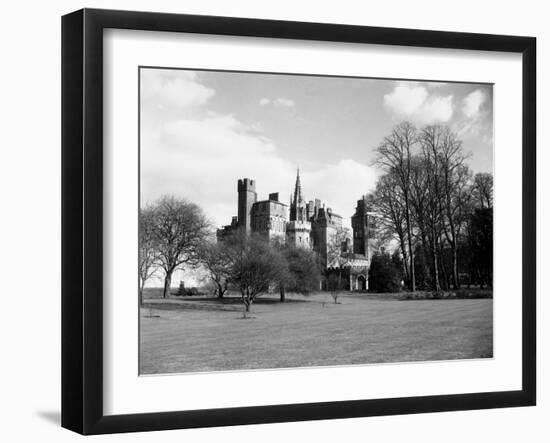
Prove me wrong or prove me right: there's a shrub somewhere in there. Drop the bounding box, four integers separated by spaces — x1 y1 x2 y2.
369 251 403 292
176 283 201 296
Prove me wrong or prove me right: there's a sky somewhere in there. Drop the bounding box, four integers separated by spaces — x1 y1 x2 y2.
140 67 493 233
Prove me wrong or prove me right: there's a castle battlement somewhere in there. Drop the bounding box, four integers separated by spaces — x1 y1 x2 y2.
287 220 312 233
237 178 255 191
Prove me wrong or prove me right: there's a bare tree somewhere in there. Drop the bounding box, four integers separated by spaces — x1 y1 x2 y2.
199 240 233 298
375 121 417 291
150 196 211 298
372 122 480 291
138 205 159 305
472 172 494 209
228 233 289 317
409 155 432 287
326 226 351 303
371 173 410 283
438 129 472 289
418 125 446 292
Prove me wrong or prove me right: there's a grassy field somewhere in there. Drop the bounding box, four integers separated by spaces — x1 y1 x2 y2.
139 291 493 375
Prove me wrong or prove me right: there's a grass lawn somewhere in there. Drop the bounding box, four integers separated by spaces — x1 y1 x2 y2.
139 291 493 375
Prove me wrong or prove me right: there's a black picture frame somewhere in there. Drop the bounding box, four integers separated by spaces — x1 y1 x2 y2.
61 8 536 435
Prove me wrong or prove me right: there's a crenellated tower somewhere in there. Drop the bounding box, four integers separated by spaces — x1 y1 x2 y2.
351 195 376 258
237 178 257 233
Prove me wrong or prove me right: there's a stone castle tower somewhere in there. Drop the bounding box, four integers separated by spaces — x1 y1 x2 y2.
237 178 257 233
351 195 375 258
287 169 312 248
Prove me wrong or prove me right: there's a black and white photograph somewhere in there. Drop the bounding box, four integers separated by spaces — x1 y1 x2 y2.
1 0 545 439
138 68 494 375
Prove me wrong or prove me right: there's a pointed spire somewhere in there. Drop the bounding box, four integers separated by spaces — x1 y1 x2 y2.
291 167 307 222
294 167 302 205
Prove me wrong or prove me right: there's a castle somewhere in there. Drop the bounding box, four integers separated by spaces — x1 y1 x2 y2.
217 170 376 290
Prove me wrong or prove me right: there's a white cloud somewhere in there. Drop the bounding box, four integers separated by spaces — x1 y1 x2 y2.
302 160 378 222
384 84 427 115
141 71 374 239
454 89 490 140
142 113 377 232
141 113 293 229
384 83 453 124
274 98 295 108
259 97 295 109
462 89 486 118
141 69 215 109
419 95 454 123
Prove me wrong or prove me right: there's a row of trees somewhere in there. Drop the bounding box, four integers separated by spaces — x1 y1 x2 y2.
371 121 493 292
139 196 322 313
201 233 321 314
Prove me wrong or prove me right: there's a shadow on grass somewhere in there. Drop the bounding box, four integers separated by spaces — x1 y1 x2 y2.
142 295 316 313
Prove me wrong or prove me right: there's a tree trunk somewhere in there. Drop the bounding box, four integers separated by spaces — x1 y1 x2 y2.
431 229 440 292
452 246 459 289
242 298 251 318
216 281 224 298
139 282 144 306
279 286 286 302
398 234 410 284
404 196 416 292
439 247 449 290
163 271 172 298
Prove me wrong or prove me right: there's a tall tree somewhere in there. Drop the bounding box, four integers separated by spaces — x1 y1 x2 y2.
371 174 410 284
418 125 446 291
199 240 233 298
467 207 493 288
409 155 432 288
375 121 417 291
472 172 494 209
438 128 472 289
151 196 211 298
138 205 158 305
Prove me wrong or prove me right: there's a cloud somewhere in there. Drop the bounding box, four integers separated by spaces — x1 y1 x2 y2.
142 112 377 231
141 70 375 236
259 97 295 109
454 89 491 141
274 98 295 108
302 160 378 220
140 71 379 286
141 113 292 228
384 83 453 124
141 69 215 109
462 89 486 118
